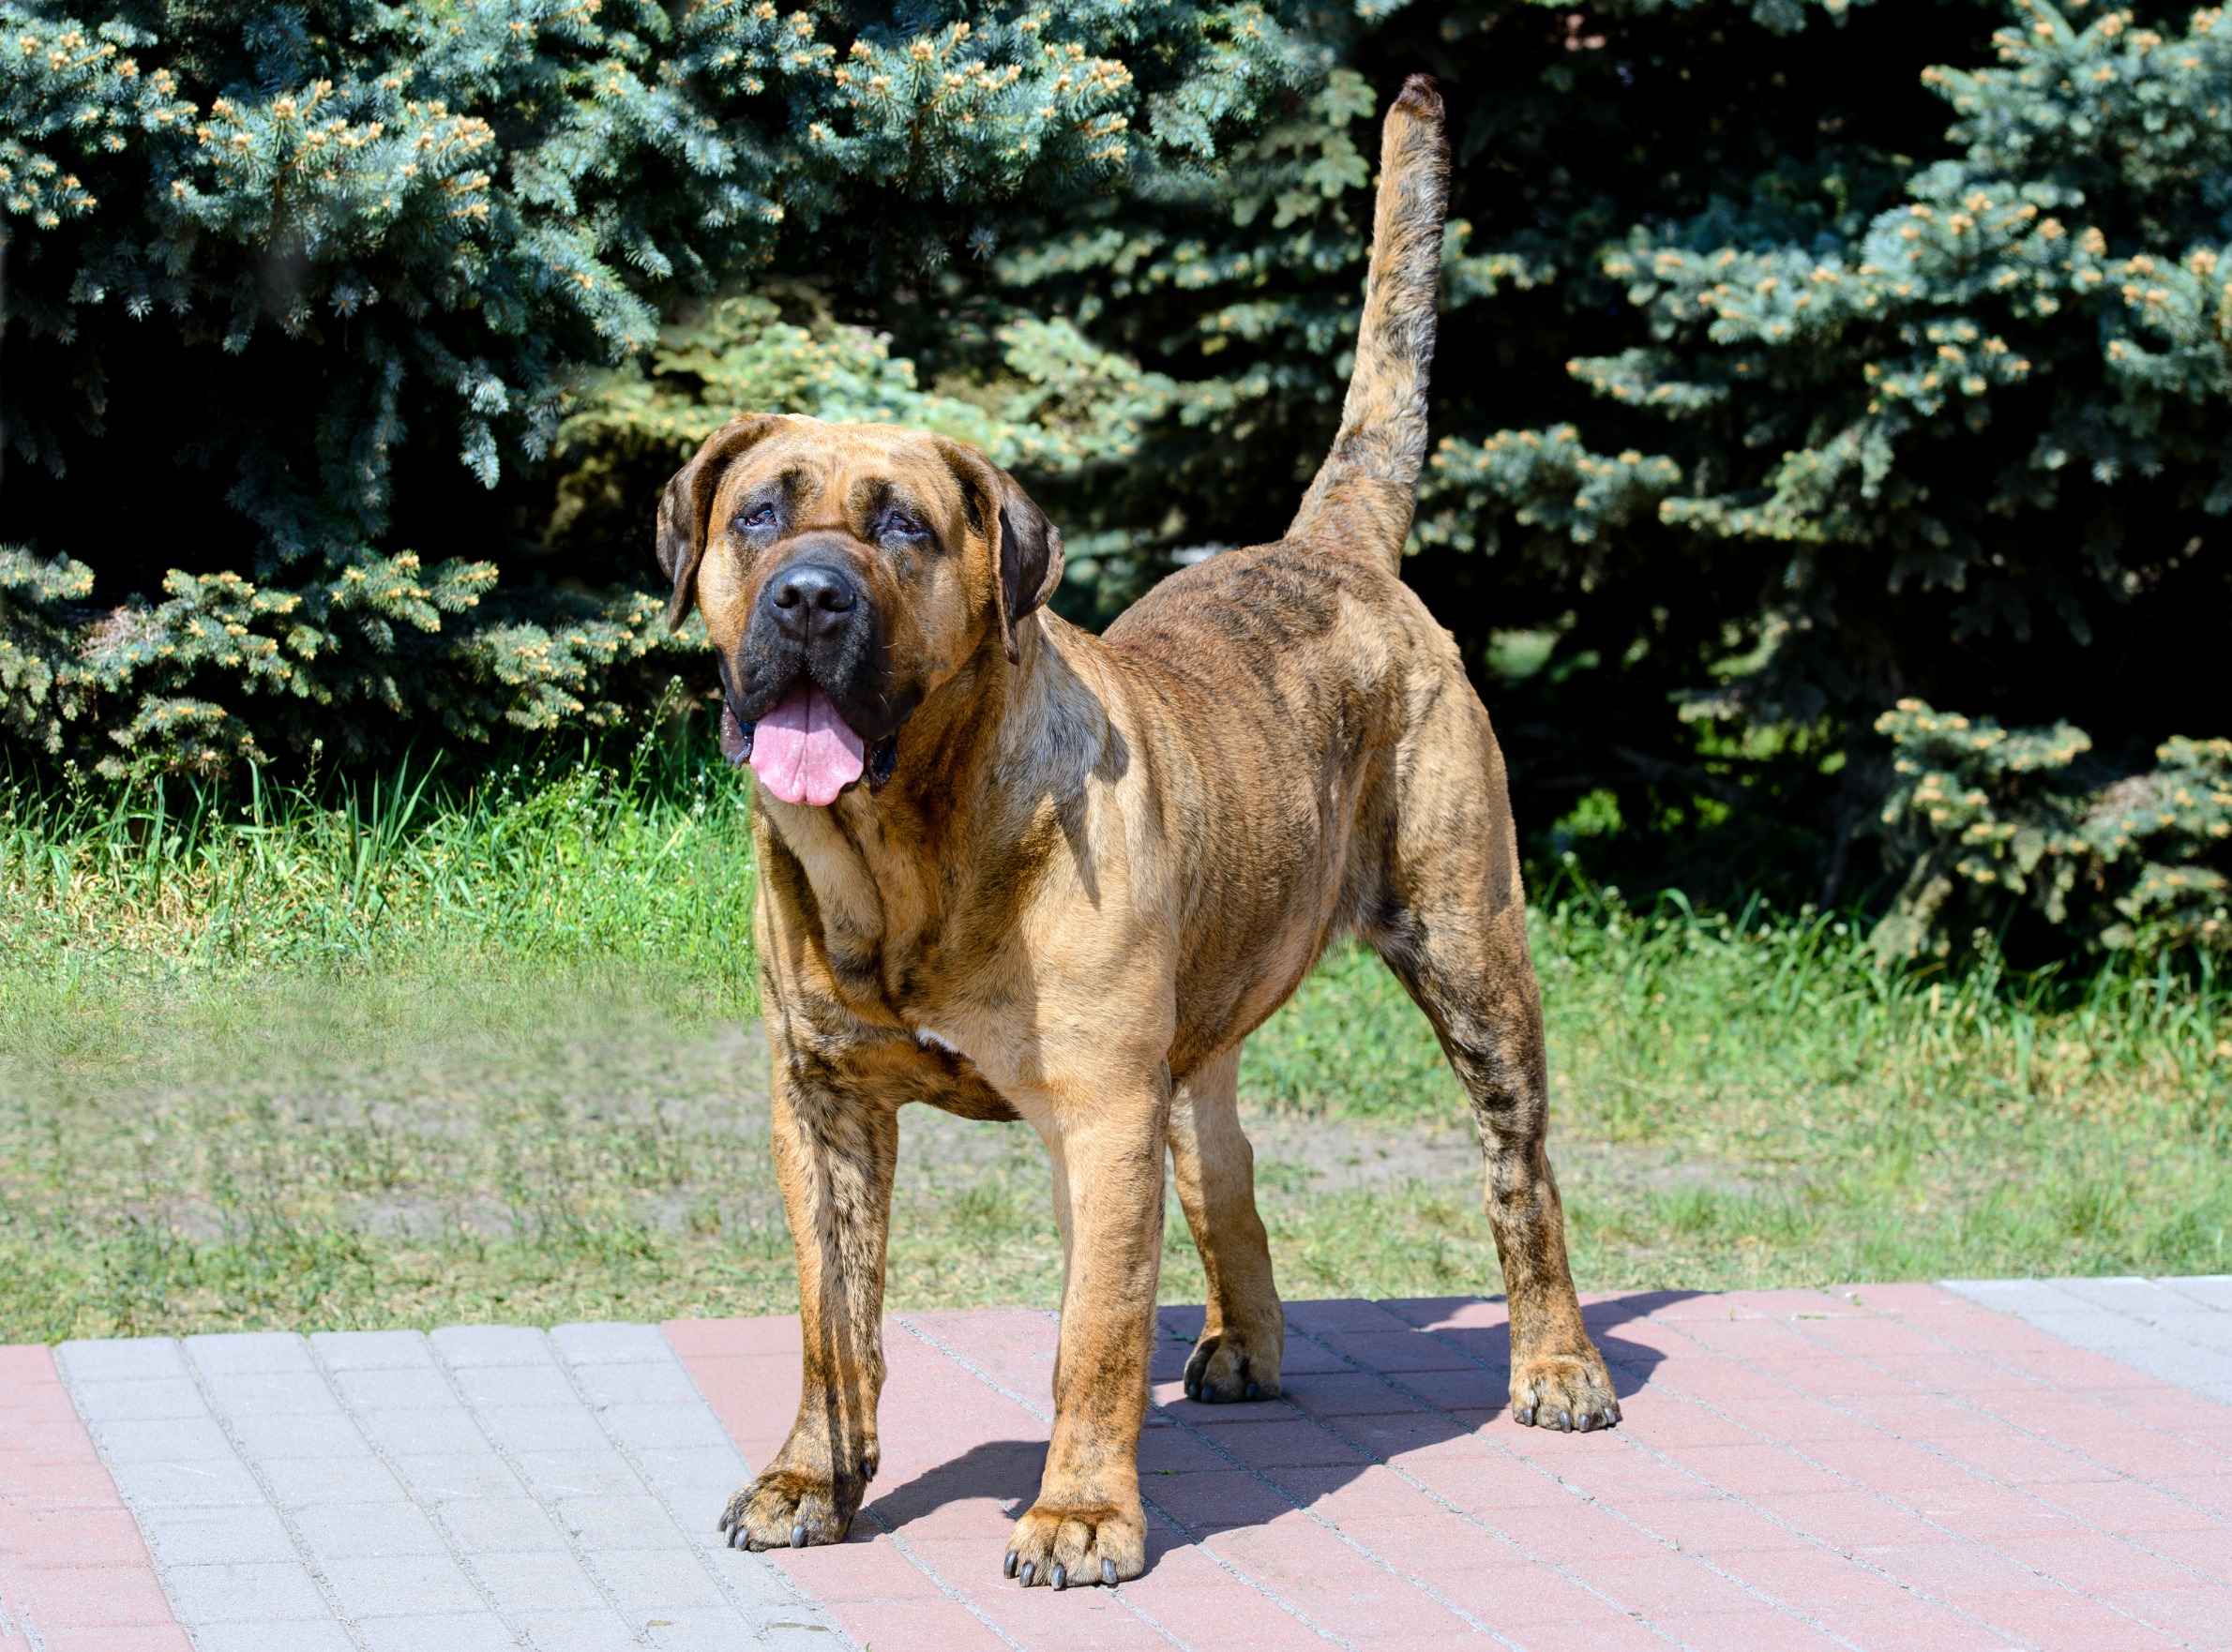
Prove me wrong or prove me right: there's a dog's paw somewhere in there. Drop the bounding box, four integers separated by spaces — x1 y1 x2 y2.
1002 1498 1145 1588
1510 1352 1621 1433
717 1468 861 1551
1184 1329 1282 1404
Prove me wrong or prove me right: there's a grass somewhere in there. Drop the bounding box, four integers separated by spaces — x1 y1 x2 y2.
2 747 2227 1343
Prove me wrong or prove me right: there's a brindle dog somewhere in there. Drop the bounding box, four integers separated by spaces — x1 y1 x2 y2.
656 77 1618 1590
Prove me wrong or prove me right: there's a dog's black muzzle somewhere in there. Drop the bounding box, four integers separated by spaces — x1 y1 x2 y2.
716 541 917 779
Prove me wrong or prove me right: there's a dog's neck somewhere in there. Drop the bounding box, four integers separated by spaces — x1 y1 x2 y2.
753 613 1108 1023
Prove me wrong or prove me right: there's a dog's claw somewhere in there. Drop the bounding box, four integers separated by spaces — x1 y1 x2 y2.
1020 1562 1035 1587
1244 1381 1259 1400
1516 1404 1535 1426
1003 1551 1018 1579
1103 1558 1118 1587
1051 1563 1068 1591
1559 1409 1573 1432
791 1523 807 1548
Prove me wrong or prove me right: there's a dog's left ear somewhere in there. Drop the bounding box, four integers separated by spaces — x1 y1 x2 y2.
656 414 785 631
939 440 1064 663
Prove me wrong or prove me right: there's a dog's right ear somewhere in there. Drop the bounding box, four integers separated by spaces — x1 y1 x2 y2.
656 415 784 631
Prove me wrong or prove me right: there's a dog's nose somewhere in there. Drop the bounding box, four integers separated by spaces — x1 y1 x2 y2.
766 563 857 639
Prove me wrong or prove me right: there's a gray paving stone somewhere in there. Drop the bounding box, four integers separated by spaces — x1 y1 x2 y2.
628 1447 745 1506
2049 1274 2165 1311
552 1493 674 1552
324 1554 489 1618
430 1325 551 1366
472 1404 612 1453
453 1363 581 1410
2153 1311 2232 1351
293 1500 451 1561
392 1451 535 1502
1944 1277 2070 1313
590 1545 732 1613
648 1606 784 1652
354 1405 491 1456
596 1403 734 1453
260 1453 413 1509
711 1550 833 1614
55 1336 186 1382
185 1331 316 1375
59 1318 850 1649
470 1549 615 1613
567 1361 706 1411
392 1455 531 1500
229 1408 369 1461
2163 1274 2232 1312
550 1321 671 1363
91 1416 237 1463
1946 1273 2232 1403
513 1608 644 1651
202 1369 351 1416
192 1621 356 1652
160 1559 331 1622
143 1505 299 1568
759 1625 851 1652
509 1449 648 1497
332 1367 458 1413
355 1611 519 1652
312 1329 436 1371
432 1496 570 1554
68 1376 207 1420
109 1456 269 1509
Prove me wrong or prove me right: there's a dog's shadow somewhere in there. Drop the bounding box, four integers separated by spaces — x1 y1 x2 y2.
857 1293 1684 1572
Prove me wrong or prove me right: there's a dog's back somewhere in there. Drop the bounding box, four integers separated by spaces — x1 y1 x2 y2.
1097 76 1462 1069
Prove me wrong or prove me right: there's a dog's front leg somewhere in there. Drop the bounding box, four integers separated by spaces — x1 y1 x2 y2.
1006 1085 1168 1587
720 1068 897 1550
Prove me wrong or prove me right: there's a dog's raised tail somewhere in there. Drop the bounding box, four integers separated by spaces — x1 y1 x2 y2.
1286 75 1449 570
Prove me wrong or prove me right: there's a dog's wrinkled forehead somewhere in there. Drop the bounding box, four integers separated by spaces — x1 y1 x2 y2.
713 422 973 538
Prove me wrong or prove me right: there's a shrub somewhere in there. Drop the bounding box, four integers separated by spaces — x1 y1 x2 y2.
1874 698 2232 958
0 0 1290 773
7 0 2231 934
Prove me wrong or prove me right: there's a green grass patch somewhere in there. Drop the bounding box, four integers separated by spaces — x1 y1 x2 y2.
2 756 2228 1341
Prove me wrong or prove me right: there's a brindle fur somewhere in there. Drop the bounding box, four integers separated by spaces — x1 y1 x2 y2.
661 78 1617 1589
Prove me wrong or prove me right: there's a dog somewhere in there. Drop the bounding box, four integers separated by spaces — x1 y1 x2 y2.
655 75 1617 1590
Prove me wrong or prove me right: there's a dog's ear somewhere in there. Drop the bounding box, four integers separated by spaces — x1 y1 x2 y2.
995 485 1064 664
656 414 784 631
938 440 1064 663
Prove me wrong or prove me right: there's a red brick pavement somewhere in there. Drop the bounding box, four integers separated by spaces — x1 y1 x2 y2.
670 1285 2232 1652
0 1344 189 1652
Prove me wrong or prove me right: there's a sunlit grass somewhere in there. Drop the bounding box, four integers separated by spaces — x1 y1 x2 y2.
1 753 2227 1342
1 742 758 996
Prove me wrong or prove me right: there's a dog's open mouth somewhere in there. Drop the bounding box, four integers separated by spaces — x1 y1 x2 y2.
733 684 865 807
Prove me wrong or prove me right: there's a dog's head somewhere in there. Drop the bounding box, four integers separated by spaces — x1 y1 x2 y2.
656 415 1063 806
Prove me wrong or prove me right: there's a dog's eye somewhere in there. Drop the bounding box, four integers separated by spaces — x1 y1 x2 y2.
881 510 927 540
737 503 777 532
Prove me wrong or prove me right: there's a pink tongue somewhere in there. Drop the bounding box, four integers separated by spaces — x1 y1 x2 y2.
748 685 866 807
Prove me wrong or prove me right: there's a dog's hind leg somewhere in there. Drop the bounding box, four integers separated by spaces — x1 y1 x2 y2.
1169 1045 1286 1402
1364 704 1620 1433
